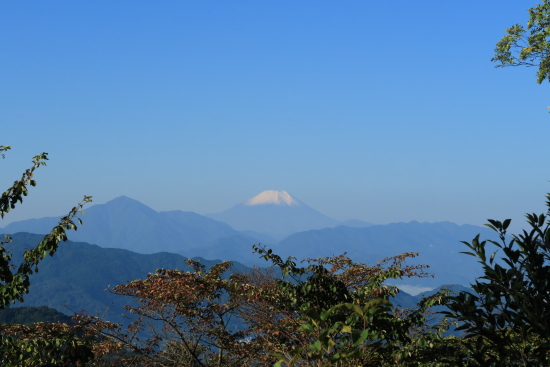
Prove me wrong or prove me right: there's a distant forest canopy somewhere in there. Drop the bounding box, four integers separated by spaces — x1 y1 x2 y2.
0 306 72 326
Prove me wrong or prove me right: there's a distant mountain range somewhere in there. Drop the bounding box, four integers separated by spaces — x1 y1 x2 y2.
2 196 267 258
1 193 373 264
1 192 500 287
272 221 499 288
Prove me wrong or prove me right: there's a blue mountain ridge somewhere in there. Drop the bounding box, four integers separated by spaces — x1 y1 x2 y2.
2 196 502 287
2 196 268 259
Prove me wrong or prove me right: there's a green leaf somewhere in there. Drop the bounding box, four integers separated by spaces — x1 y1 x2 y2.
308 340 322 352
352 329 370 346
341 325 352 333
300 323 315 332
339 302 364 316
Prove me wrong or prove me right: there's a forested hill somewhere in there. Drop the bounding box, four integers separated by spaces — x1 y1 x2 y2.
5 233 250 323
5 232 422 323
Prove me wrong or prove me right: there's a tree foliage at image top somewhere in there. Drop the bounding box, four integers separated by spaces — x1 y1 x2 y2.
493 0 550 84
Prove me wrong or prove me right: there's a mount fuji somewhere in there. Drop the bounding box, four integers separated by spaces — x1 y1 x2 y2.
206 190 339 239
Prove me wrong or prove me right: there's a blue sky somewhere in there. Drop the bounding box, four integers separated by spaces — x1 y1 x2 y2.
1 1 548 233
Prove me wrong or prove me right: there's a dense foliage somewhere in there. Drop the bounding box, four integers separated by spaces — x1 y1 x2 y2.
77 248 454 366
444 194 550 366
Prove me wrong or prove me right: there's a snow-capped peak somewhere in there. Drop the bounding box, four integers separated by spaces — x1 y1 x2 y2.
245 190 301 206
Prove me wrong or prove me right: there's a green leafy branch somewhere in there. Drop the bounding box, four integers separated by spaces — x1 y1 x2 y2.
492 0 550 84
1 149 49 219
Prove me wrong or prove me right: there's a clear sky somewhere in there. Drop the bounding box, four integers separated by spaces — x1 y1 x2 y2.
1 1 548 233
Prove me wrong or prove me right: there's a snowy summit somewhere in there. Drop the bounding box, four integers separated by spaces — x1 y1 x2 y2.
245 190 301 206
207 189 338 238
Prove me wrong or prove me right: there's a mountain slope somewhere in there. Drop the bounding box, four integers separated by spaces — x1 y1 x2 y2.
207 190 339 238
